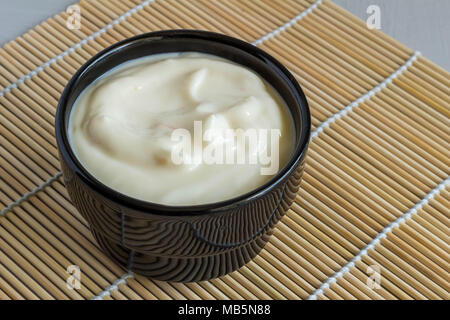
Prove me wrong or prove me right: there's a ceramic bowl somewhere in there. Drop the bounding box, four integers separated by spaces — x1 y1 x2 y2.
55 30 310 282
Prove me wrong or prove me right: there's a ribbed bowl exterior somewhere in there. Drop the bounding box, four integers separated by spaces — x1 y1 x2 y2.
60 153 307 282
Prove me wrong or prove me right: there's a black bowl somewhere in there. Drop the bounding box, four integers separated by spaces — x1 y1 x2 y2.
55 30 310 282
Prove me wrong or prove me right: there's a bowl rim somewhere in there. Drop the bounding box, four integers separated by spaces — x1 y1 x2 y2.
55 29 310 216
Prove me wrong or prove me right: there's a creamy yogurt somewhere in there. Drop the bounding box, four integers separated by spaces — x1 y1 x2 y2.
69 53 294 205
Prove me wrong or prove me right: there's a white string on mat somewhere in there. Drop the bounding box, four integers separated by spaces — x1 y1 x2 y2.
91 272 134 300
307 176 449 300
0 0 156 98
310 51 421 139
0 172 62 217
252 0 322 46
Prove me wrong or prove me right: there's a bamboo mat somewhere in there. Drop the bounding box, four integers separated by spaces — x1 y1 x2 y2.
0 0 448 300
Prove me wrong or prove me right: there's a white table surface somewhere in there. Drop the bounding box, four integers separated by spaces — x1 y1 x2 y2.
0 0 449 71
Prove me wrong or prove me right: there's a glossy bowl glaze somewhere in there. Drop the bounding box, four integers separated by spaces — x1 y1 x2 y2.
55 30 310 282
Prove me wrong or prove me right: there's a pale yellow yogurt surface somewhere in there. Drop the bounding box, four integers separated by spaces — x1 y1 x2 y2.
69 53 294 205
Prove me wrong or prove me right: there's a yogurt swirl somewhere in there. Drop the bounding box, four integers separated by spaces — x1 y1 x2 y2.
69 53 294 205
